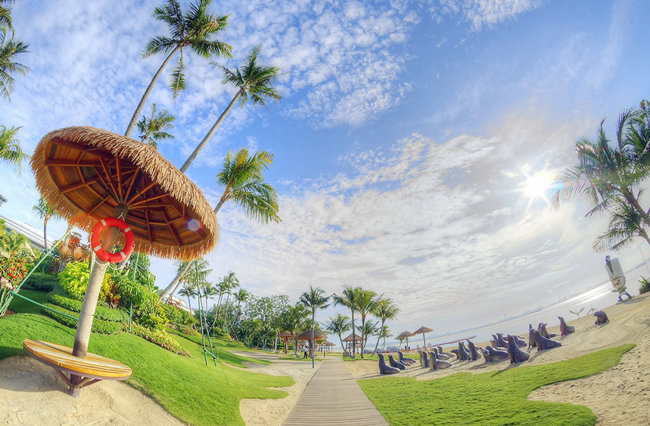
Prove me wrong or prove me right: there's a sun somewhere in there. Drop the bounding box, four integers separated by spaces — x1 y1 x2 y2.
520 169 556 205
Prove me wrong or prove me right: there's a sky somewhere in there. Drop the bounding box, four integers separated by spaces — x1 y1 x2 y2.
2 0 650 345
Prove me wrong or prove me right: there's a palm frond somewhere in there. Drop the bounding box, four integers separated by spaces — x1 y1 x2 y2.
168 54 186 99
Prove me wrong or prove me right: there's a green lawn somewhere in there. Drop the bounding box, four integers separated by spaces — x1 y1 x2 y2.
358 344 634 425
7 289 51 314
0 313 293 425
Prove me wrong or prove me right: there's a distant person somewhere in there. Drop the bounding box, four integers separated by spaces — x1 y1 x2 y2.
303 349 308 359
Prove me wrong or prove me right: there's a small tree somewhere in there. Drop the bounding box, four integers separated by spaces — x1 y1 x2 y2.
325 313 351 355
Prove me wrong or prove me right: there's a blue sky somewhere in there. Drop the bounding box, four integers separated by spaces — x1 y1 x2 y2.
2 0 650 341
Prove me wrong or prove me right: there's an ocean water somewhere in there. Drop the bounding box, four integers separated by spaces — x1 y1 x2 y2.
400 261 649 349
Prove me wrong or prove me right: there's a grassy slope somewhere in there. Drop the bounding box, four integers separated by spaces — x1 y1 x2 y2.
359 344 634 425
7 289 50 314
0 314 293 425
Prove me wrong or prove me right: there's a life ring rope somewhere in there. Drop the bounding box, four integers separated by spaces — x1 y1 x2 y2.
90 217 135 263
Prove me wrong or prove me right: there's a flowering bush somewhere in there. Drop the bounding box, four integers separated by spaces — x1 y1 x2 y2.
0 257 29 286
130 323 190 357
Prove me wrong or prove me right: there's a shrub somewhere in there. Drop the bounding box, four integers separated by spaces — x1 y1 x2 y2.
130 323 190 356
640 277 650 294
22 272 58 292
59 261 111 300
0 257 29 286
47 294 129 322
161 303 197 327
41 303 123 334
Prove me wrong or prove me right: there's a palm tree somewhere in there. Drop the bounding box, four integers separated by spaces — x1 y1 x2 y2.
353 288 378 359
325 314 351 355
234 288 249 323
166 257 211 303
299 285 329 368
360 320 379 349
0 125 28 173
0 30 29 101
178 283 196 314
593 199 650 251
179 45 281 172
32 197 59 250
558 115 650 228
332 285 358 357
379 325 392 349
124 0 230 137
0 229 34 258
220 271 239 333
159 148 280 301
136 103 175 148
372 298 399 355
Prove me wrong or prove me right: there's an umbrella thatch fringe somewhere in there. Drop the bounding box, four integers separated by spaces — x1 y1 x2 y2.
31 126 218 261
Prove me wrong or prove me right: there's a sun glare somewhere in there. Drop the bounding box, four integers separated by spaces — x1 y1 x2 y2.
520 169 556 206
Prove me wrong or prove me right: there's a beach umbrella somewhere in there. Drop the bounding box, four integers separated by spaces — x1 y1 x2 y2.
397 331 415 348
413 326 434 347
31 126 218 364
296 329 326 341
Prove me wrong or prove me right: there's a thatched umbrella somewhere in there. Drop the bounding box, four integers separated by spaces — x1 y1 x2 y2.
413 326 434 347
324 341 336 353
31 127 217 366
277 331 292 354
397 331 415 348
343 332 362 356
296 329 326 357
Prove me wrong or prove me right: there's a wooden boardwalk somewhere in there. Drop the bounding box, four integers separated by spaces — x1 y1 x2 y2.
283 357 388 425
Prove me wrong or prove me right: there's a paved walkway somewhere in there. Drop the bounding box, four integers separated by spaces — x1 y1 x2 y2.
283 357 388 425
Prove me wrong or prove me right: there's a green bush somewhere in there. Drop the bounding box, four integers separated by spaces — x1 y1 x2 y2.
640 277 650 294
41 303 123 334
161 303 196 327
59 261 111 300
130 323 189 356
22 272 58 292
47 294 129 322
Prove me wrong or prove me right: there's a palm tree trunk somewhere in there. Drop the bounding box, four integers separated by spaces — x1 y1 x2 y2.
179 90 242 173
159 189 228 301
372 319 385 355
223 293 231 333
43 216 49 250
293 336 299 358
360 314 366 359
311 313 315 369
124 46 180 138
351 310 356 358
338 333 345 355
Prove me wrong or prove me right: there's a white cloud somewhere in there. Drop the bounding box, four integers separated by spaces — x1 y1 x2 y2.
430 0 545 31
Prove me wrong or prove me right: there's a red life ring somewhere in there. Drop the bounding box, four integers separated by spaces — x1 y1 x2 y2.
90 217 135 263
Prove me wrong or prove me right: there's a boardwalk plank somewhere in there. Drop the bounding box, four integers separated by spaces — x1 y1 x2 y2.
283 357 387 426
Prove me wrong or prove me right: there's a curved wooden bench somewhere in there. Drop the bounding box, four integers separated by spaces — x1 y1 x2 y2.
23 339 132 397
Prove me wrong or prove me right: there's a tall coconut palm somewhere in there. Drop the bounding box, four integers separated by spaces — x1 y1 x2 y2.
299 285 329 368
0 125 28 173
353 288 378 359
220 271 239 333
279 304 308 358
0 31 29 101
179 45 281 172
332 285 359 357
136 103 175 148
360 320 379 349
371 298 399 355
558 115 650 228
325 313 351 355
380 325 392 349
159 148 280 301
124 0 231 137
32 196 59 250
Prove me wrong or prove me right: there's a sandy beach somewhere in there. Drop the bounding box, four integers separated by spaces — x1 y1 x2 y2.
0 356 182 425
345 292 650 425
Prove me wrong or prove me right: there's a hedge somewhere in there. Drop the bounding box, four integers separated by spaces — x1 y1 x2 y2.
47 294 129 322
41 303 123 334
22 272 58 292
